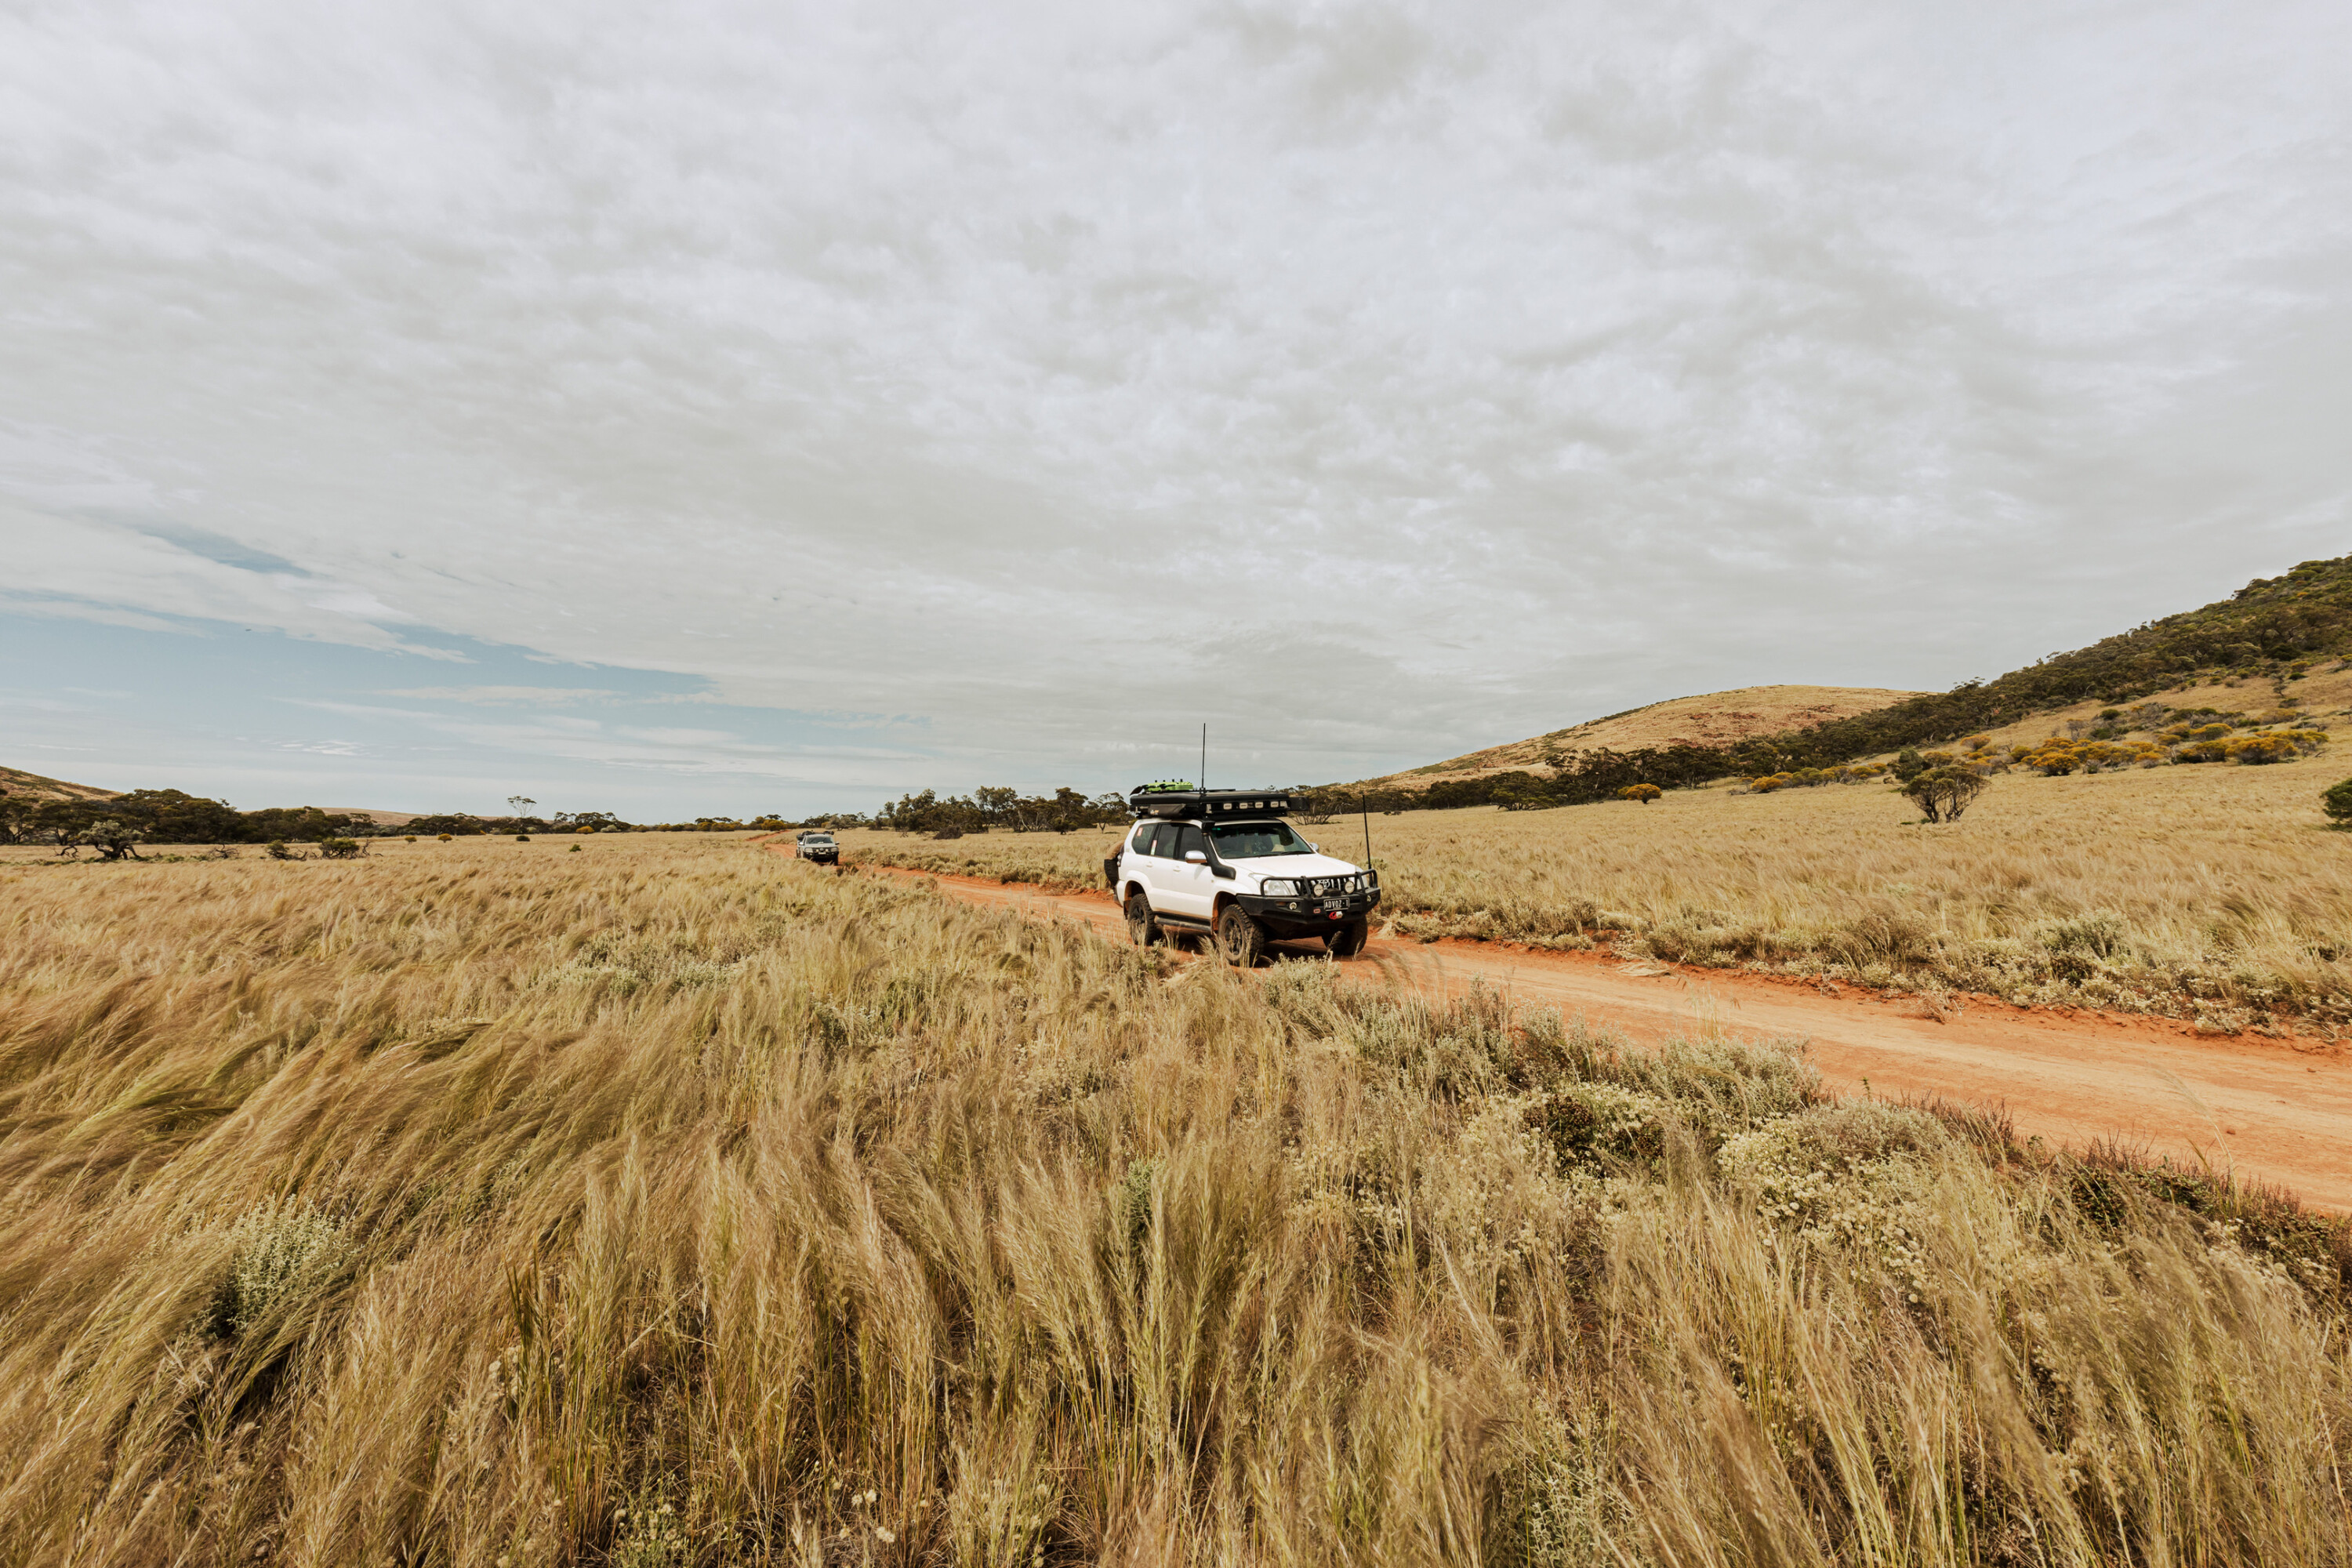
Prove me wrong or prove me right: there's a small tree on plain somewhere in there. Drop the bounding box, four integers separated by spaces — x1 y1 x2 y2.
2322 778 2352 826
1893 747 1929 784
1618 784 1663 805
79 818 143 861
1901 766 1987 823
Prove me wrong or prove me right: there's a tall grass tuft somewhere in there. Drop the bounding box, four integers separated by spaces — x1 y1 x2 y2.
0 836 2344 1563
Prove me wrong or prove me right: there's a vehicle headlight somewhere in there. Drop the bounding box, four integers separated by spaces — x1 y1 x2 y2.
1258 878 1298 897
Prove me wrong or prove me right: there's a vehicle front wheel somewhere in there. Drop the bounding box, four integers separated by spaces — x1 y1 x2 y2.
1124 891 1163 947
1326 919 1370 959
1216 903 1267 967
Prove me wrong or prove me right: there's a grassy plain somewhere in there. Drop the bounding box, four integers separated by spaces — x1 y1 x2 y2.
836 753 2352 1030
3 834 2347 1563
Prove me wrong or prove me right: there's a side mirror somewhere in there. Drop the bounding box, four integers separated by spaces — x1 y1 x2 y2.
1184 850 1207 864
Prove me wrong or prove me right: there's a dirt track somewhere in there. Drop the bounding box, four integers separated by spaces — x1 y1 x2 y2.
765 844 2352 1210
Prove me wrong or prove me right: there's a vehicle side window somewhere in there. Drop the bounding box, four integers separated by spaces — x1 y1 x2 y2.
1134 824 1165 857
1172 825 1206 859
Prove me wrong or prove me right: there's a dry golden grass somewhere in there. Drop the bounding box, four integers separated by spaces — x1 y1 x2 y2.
837 755 2352 1029
5 833 2345 1565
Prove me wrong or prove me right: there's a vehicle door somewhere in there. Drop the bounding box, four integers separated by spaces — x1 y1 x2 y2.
1127 823 1174 907
1158 823 1216 921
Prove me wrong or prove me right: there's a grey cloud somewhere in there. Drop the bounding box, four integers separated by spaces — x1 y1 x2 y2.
3 0 2349 804
381 687 627 705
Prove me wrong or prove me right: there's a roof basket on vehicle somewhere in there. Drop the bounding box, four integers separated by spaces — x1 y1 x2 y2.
1127 786 1294 820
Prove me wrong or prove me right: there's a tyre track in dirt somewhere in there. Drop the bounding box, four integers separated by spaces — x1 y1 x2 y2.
764 844 2352 1210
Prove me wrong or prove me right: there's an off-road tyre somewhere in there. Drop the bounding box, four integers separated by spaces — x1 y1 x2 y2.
1125 891 1163 948
1216 903 1267 967
1326 919 1370 959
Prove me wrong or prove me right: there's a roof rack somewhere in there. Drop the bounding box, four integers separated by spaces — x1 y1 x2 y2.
1127 786 1294 821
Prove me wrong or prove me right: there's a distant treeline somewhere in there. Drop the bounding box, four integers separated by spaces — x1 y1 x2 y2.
402 811 633 837
0 789 643 848
866 786 1128 837
1 789 385 848
1299 743 1737 815
0 786 850 849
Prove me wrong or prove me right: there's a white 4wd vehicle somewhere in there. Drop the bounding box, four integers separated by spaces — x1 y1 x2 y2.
1102 787 1380 964
794 829 839 865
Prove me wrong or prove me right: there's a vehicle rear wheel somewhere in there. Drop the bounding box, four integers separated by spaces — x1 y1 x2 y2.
1216 903 1266 967
1326 918 1370 959
1124 891 1163 947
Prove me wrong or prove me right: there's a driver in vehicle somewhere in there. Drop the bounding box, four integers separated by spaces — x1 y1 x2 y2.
1208 820 1314 859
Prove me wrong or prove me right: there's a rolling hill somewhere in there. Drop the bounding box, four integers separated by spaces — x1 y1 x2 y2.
1345 553 2352 805
0 765 114 804
1367 684 1926 793
1711 553 2352 773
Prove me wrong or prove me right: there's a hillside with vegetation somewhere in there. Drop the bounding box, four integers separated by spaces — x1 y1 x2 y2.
1726 554 2352 775
1366 685 1926 793
0 764 114 804
1332 555 2352 811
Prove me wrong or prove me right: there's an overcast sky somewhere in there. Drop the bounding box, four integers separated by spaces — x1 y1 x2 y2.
5 1 2349 818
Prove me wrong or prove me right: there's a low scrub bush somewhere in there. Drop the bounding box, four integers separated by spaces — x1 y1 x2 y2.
1901 764 1988 822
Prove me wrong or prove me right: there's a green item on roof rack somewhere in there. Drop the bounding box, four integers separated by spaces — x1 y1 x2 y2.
1139 780 1196 793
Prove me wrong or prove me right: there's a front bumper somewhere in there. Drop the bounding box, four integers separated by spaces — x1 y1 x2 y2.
1235 873 1381 937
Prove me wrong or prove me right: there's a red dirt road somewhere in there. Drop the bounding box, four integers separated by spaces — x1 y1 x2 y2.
770 847 2352 1210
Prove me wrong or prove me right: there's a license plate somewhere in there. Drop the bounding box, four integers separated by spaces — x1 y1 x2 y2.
1320 898 1345 911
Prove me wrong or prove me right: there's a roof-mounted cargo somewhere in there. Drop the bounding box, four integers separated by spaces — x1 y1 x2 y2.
1127 786 1294 821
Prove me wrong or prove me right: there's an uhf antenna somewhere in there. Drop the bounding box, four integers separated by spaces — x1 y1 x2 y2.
1200 723 1207 792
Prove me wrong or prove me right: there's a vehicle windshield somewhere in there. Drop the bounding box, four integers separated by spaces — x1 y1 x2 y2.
1209 820 1312 858
804 834 834 843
